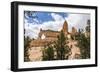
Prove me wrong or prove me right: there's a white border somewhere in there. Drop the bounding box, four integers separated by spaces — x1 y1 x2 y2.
18 5 96 68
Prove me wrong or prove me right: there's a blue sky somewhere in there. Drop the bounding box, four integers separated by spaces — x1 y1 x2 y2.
24 11 68 24
24 11 90 39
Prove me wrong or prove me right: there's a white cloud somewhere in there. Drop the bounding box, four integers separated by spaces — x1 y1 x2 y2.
41 20 64 31
65 13 90 32
25 20 65 39
51 13 64 21
25 22 40 39
25 13 90 39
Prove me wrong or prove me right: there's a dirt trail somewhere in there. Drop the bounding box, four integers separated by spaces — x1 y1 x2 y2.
68 40 80 59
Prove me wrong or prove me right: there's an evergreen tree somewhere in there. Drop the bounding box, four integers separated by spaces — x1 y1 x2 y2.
77 33 90 59
42 30 71 60
54 30 71 60
24 29 31 62
76 20 90 59
86 20 90 32
24 36 31 62
42 43 54 60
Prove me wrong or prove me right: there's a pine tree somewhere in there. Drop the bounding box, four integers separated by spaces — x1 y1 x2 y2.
77 33 90 59
24 29 31 62
54 30 71 60
76 20 90 59
42 43 54 61
42 30 71 60
24 36 31 62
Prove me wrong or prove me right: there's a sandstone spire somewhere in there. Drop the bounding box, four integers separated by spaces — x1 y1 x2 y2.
62 21 68 33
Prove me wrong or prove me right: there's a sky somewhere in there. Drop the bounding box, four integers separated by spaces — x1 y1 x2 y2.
24 11 90 39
